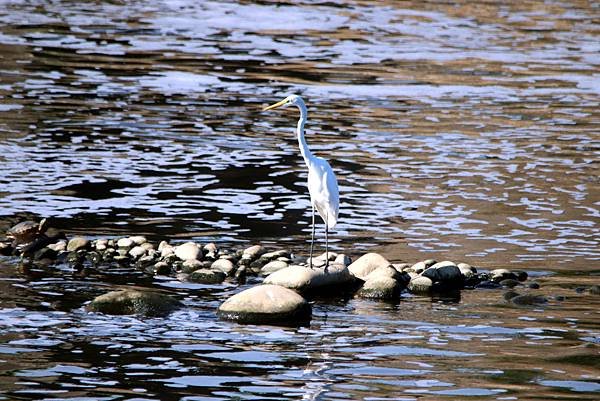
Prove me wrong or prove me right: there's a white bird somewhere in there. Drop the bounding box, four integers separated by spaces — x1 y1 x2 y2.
263 95 339 269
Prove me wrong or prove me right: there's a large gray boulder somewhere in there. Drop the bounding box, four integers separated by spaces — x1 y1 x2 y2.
217 284 311 325
263 263 356 294
86 289 182 317
347 253 391 280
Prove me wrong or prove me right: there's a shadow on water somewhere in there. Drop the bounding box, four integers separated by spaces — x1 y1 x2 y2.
0 0 599 400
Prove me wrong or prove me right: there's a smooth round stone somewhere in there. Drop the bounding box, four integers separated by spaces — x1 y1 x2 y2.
182 259 203 273
117 238 134 249
34 247 58 261
158 241 170 252
490 269 518 282
308 251 337 266
365 265 399 281
86 289 182 317
264 263 355 294
128 246 147 259
408 276 433 294
67 237 89 252
204 242 218 254
261 249 290 261
410 261 427 274
260 260 288 275
423 259 437 268
334 253 352 267
141 242 155 251
217 284 311 325
95 239 108 251
160 245 175 258
211 259 236 276
421 263 463 290
243 244 265 259
189 269 226 284
430 260 456 269
509 294 548 306
500 279 520 288
175 242 202 261
357 276 403 299
528 282 541 289
48 240 67 252
153 261 171 275
348 253 391 281
476 280 502 289
130 236 147 245
589 285 600 295
392 263 410 271
458 263 476 278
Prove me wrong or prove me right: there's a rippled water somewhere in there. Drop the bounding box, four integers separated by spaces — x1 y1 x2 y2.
0 0 599 399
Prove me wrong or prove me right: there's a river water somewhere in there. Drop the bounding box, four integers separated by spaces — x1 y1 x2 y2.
0 0 598 399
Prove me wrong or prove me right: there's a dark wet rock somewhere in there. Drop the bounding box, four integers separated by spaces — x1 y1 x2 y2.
0 241 13 256
475 280 502 289
421 261 464 291
407 276 433 294
348 253 390 280
528 282 541 289
514 270 528 282
67 251 85 268
113 255 130 265
554 295 566 301
589 285 600 295
264 263 356 294
503 290 520 301
509 294 548 306
211 258 236 276
217 284 311 325
85 251 103 266
102 248 116 262
33 246 58 261
189 269 226 284
500 279 521 288
490 269 518 282
152 261 171 275
86 289 182 317
175 242 202 261
260 260 288 275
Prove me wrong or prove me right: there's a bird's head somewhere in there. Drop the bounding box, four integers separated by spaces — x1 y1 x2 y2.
263 94 305 111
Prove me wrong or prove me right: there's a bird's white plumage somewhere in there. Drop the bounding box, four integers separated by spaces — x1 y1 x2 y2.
263 94 340 266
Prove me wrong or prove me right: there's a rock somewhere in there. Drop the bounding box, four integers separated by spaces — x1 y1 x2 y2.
204 242 218 254
67 237 89 252
264 263 356 294
0 242 13 256
34 247 58 261
160 244 175 258
392 263 410 271
261 260 289 275
153 261 171 275
189 269 226 284
181 259 203 273
357 276 402 299
243 244 265 259
490 269 518 282
211 259 236 276
217 284 311 325
408 276 433 294
308 251 337 267
475 280 502 289
174 242 201 261
47 240 67 253
158 241 170 252
334 253 352 267
86 289 182 317
136 255 156 268
128 246 147 259
95 239 108 251
457 262 476 278
410 261 427 273
348 253 391 280
423 259 437 268
130 236 146 245
514 270 528 282
509 294 548 306
500 279 520 288
421 262 463 291
117 237 134 249
589 285 600 295
86 251 102 266
141 242 155 251
260 249 290 261
235 265 247 283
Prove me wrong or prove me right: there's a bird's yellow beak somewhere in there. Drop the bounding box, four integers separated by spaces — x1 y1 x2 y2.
262 98 288 111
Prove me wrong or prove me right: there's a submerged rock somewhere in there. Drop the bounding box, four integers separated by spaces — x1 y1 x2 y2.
264 263 356 294
217 284 311 325
86 289 182 317
348 253 390 280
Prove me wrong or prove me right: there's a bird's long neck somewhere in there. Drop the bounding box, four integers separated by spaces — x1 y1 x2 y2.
296 103 314 166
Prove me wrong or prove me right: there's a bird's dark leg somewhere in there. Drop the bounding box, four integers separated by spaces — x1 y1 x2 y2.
325 215 329 272
309 205 315 269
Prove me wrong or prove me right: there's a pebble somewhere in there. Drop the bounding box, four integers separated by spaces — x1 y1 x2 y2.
174 242 202 261
334 253 352 267
490 269 518 282
357 275 402 299
260 260 289 275
217 284 311 325
347 253 391 281
128 246 147 259
204 242 218 254
95 239 108 251
408 276 433 294
211 259 236 276
67 237 89 252
130 236 147 245
189 269 226 284
153 261 171 275
47 240 67 253
117 238 134 249
181 259 203 273
243 244 265 259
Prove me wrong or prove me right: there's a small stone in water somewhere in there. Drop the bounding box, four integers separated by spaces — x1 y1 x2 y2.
153 261 171 275
129 246 146 259
243 244 265 260
67 237 89 252
211 259 236 276
47 240 67 253
174 242 202 261
117 238 134 249
95 239 108 251
589 285 600 295
348 253 391 281
181 259 203 273
408 276 433 294
261 260 288 275
500 279 520 288
86 289 182 317
189 269 226 284
130 236 146 245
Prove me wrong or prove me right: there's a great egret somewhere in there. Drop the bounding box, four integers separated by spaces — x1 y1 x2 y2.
263 95 339 269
